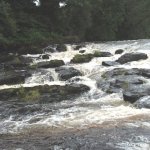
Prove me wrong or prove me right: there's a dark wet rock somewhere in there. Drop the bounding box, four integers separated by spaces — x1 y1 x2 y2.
115 49 124 54
36 60 65 68
55 67 82 81
79 50 86 54
0 84 90 103
97 68 150 102
93 51 112 57
42 54 50 59
0 119 150 150
56 44 67 52
74 44 85 50
134 96 150 109
102 61 120 66
116 53 148 64
123 86 150 103
0 70 31 85
71 54 93 63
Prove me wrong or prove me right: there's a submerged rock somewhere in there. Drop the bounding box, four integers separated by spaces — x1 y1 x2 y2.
116 53 148 64
55 67 82 81
36 60 65 68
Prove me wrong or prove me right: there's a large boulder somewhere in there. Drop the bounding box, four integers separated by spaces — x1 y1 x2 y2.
0 70 31 85
116 53 148 64
97 68 150 103
71 54 93 63
0 84 90 103
55 67 82 81
36 60 65 68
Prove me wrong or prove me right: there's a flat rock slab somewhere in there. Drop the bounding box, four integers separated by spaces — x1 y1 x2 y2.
116 53 148 64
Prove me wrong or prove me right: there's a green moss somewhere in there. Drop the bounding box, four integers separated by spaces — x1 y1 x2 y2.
17 87 40 102
71 54 93 63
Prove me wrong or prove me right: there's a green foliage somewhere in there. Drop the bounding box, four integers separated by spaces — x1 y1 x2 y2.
0 1 17 37
0 0 150 53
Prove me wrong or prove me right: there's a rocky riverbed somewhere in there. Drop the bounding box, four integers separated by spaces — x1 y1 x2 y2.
0 39 150 150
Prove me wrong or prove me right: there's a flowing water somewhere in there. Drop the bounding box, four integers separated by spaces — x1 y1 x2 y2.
0 39 150 150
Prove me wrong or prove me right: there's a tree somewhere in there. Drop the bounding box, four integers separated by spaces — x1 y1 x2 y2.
0 0 16 37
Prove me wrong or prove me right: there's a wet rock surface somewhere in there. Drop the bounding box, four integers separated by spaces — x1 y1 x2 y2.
98 68 150 103
116 53 148 64
36 59 65 68
0 119 150 150
55 67 82 81
0 84 90 103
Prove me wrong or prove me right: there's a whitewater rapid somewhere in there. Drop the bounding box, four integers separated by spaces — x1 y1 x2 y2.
0 39 150 137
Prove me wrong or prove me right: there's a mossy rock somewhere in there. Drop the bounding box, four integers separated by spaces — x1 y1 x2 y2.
0 84 90 103
93 51 112 57
71 54 93 63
